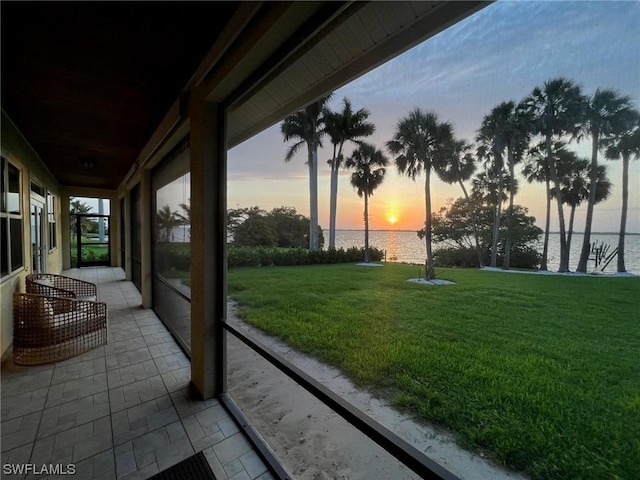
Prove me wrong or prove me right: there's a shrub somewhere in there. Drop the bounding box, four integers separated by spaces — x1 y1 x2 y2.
228 246 384 268
433 247 480 268
500 247 541 269
155 242 191 273
434 245 541 269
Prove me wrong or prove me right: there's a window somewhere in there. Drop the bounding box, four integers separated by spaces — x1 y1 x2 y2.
151 141 191 353
31 181 45 197
47 192 56 250
1 156 24 277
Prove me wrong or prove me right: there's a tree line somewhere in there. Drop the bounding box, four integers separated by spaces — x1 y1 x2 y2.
281 77 639 279
227 206 323 249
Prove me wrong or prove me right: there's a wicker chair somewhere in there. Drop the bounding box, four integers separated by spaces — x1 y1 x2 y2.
26 273 98 303
13 293 107 365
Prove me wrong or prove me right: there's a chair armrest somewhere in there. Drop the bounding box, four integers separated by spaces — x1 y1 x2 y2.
50 274 98 298
28 273 98 299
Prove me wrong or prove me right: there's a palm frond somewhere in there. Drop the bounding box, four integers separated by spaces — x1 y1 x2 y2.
285 141 304 162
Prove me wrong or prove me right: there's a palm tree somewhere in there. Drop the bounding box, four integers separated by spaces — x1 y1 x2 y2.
345 143 388 263
436 138 484 267
176 201 190 226
471 167 515 263
175 200 191 241
324 98 375 249
387 108 453 280
70 198 91 214
522 77 586 272
478 101 532 269
552 153 611 257
70 198 93 236
603 114 640 272
475 141 504 267
157 205 179 242
522 141 566 270
281 95 331 250
577 89 635 272
503 103 531 269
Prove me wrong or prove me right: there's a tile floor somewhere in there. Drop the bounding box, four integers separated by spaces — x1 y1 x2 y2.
1 268 273 480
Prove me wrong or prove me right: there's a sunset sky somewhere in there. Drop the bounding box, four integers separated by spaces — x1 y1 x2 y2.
228 0 640 233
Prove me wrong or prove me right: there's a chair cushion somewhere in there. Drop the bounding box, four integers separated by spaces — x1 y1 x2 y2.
34 278 54 287
38 298 54 328
77 295 98 302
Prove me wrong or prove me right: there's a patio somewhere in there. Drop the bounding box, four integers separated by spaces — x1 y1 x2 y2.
1 267 272 480
1 4 489 479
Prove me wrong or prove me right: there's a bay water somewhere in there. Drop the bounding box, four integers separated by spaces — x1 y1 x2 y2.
335 230 640 274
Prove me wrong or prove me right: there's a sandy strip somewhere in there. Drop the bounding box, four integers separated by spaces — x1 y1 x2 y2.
407 278 455 286
226 301 526 480
481 266 637 277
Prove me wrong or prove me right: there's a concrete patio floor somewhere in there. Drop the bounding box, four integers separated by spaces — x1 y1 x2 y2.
1 267 273 480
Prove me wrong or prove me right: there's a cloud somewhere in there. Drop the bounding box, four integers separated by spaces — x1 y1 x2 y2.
228 0 640 231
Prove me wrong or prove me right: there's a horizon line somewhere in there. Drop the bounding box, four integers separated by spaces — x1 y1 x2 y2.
335 229 640 235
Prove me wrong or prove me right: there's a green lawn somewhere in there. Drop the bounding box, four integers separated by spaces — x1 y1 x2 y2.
227 263 640 480
70 236 109 266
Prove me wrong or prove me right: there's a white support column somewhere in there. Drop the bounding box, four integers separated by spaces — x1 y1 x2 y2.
190 99 227 399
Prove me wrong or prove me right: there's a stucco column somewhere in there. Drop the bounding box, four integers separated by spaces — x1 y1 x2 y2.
60 193 71 270
107 196 116 267
190 99 227 399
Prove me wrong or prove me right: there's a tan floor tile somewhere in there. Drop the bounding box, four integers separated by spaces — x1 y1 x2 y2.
1 268 264 480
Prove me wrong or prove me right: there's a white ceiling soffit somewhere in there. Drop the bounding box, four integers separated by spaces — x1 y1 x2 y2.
226 1 489 148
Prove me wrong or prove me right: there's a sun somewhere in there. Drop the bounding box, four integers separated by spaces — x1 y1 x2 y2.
388 214 398 225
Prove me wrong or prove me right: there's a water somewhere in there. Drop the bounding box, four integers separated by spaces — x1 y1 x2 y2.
335 230 640 274
335 230 426 265
173 224 640 273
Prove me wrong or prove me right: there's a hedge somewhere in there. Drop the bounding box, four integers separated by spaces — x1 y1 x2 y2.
228 245 384 268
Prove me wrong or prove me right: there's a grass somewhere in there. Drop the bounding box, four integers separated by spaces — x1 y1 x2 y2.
227 263 640 480
70 236 109 266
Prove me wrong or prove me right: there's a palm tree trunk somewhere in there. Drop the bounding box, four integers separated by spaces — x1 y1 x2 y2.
329 159 338 249
364 193 370 263
425 169 435 280
546 135 570 272
617 153 629 272
491 204 500 267
490 171 503 268
98 198 105 242
541 177 551 271
503 157 515 270
489 159 503 268
329 143 345 250
567 204 576 255
308 143 319 250
459 180 484 268
577 131 599 272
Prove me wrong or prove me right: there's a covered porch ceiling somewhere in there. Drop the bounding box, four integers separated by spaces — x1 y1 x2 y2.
1 1 488 191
